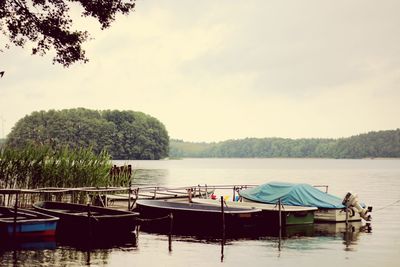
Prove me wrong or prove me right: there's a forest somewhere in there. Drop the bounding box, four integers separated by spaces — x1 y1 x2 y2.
5 108 169 160
3 109 399 160
170 129 400 159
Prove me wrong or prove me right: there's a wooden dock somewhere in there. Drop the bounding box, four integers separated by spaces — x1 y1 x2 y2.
0 184 257 211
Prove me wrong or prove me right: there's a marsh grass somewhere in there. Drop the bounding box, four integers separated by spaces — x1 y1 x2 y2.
0 145 130 189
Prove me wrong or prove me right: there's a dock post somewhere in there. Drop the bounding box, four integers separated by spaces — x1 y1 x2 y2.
221 196 225 262
13 193 19 238
153 187 157 199
278 198 282 251
278 198 282 229
232 186 236 201
128 182 132 211
169 213 173 252
187 188 193 203
221 196 225 242
87 204 92 238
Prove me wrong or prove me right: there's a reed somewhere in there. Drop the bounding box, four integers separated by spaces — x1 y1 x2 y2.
0 145 128 189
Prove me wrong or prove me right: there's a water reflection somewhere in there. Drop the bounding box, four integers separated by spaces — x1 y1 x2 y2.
0 236 56 251
0 233 138 267
132 169 169 185
0 221 372 266
137 220 372 257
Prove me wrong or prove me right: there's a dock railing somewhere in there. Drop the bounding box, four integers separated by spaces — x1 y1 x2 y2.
0 184 258 210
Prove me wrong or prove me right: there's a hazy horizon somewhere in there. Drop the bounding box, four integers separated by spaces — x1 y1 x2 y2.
1 0 399 142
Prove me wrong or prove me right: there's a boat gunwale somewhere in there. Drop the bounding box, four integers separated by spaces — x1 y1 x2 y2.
192 198 318 212
0 207 59 224
32 201 138 219
136 199 262 214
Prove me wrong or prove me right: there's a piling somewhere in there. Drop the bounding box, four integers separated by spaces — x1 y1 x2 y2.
168 213 173 251
153 187 157 199
187 188 193 203
221 196 225 242
128 182 132 211
87 204 92 238
278 198 282 251
278 198 282 229
13 193 19 238
221 196 225 262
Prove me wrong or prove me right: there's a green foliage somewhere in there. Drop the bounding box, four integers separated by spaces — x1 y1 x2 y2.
0 138 5 148
0 0 136 67
170 129 400 159
6 108 169 160
169 139 214 158
0 145 125 189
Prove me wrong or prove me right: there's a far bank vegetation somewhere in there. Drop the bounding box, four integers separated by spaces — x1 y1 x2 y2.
170 129 400 159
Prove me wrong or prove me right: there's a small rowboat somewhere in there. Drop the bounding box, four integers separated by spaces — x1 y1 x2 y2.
33 201 139 238
0 206 58 238
135 199 262 236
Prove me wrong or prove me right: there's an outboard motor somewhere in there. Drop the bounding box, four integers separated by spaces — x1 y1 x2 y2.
343 192 372 221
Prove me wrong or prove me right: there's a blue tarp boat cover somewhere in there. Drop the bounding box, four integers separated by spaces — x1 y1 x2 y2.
239 182 346 209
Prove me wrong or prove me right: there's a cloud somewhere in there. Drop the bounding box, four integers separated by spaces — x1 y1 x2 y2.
1 0 399 141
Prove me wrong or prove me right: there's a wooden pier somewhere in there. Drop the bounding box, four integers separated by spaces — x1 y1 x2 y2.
0 184 258 211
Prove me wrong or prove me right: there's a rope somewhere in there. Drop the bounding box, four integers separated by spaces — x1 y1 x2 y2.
374 199 400 212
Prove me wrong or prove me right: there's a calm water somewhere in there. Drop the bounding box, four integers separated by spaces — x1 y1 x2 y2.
1 158 399 267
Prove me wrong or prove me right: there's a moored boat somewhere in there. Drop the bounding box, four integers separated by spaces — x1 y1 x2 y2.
135 199 263 236
0 206 58 238
239 182 372 222
32 201 139 237
192 198 317 225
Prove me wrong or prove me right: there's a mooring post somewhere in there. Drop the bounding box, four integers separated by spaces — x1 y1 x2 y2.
169 213 173 252
187 188 193 203
153 187 157 199
128 182 132 211
221 196 225 262
278 198 282 229
221 196 225 243
87 204 92 238
278 198 282 251
13 193 19 238
232 186 236 201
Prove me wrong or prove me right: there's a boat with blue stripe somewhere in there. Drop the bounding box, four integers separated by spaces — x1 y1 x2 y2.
0 207 59 238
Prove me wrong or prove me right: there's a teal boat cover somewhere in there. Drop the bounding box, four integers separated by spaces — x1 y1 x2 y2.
239 182 345 209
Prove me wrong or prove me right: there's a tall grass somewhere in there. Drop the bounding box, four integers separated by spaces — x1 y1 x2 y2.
0 145 130 189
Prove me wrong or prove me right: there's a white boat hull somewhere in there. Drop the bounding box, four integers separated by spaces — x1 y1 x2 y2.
315 207 361 222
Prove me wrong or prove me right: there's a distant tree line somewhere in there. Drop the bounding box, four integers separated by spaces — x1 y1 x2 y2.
6 108 169 160
170 129 400 159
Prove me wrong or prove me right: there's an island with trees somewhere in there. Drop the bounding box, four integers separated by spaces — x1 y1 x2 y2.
6 108 169 160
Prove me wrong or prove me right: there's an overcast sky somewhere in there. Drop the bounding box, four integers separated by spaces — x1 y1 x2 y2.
1 0 399 142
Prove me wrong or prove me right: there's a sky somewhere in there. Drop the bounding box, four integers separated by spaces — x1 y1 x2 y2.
0 0 399 142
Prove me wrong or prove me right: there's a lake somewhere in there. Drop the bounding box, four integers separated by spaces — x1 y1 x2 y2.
1 158 399 266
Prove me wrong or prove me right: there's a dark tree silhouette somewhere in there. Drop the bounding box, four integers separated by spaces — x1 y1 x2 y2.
0 0 136 67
